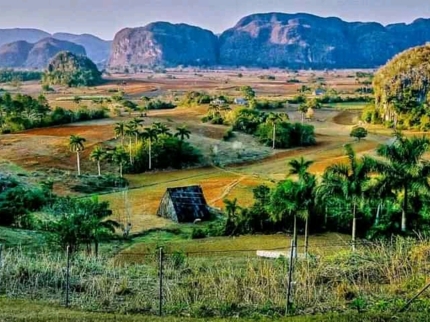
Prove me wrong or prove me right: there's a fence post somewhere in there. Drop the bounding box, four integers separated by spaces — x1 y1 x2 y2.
65 245 71 308
286 239 295 315
158 247 164 316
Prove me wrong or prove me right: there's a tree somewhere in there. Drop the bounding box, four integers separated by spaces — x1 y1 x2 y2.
373 133 430 232
223 198 241 235
174 125 191 141
69 135 86 176
318 144 372 250
47 196 118 255
90 146 106 176
141 127 159 170
125 123 138 164
152 122 171 137
266 112 283 149
305 107 315 121
350 127 368 141
240 86 256 102
114 122 126 146
288 157 315 255
298 103 308 124
110 146 128 177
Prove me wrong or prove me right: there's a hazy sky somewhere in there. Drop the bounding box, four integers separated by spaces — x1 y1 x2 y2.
1 0 429 40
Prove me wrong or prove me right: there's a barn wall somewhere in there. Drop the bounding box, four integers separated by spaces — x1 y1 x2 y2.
157 192 178 222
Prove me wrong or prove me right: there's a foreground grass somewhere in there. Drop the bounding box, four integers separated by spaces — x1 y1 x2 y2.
1 298 428 322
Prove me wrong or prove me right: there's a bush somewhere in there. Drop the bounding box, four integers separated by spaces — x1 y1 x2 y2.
223 128 235 141
191 227 207 239
350 127 368 141
146 99 176 110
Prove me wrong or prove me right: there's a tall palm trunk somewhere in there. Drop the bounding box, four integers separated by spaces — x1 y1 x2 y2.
129 137 133 165
97 161 101 176
76 151 81 175
401 186 408 232
119 163 123 178
375 202 381 226
301 112 305 124
304 211 309 257
148 138 152 170
293 214 298 259
352 202 357 251
272 124 276 149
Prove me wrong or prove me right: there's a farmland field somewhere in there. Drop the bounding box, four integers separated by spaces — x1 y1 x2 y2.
0 69 395 234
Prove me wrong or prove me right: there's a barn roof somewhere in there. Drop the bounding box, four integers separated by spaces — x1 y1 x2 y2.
166 185 210 222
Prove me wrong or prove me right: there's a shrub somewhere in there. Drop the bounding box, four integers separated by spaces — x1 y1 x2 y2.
191 227 207 239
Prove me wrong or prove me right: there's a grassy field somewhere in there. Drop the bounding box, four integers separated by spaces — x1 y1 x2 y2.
1 298 425 322
120 232 351 258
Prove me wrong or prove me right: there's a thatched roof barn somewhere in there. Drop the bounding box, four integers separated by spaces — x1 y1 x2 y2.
156 185 211 223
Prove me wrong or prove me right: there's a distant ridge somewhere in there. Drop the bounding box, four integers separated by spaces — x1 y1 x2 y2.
108 12 430 69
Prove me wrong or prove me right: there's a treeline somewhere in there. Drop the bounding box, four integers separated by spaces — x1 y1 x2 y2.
0 173 118 254
219 133 430 248
69 120 201 178
0 92 107 133
0 69 42 83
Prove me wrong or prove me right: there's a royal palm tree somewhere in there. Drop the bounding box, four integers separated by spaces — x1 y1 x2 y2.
130 118 144 143
110 146 128 177
266 112 284 149
373 133 430 232
141 127 159 170
152 122 171 137
298 103 308 124
114 122 126 146
69 135 86 176
223 198 241 236
318 144 372 250
174 125 191 141
125 123 138 164
90 146 106 176
288 157 315 255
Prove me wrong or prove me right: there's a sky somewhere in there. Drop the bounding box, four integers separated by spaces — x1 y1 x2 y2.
1 0 429 40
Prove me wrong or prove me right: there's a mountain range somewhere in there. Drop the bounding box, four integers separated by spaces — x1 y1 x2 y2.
0 28 111 67
2 13 430 70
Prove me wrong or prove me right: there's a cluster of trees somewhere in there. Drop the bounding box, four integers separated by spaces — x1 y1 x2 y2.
69 120 201 177
45 196 117 254
0 175 54 228
0 92 107 133
224 133 430 249
0 69 42 83
231 109 316 149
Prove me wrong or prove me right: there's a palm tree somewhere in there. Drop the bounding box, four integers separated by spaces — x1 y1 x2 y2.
174 125 191 141
90 146 106 176
141 127 159 170
288 157 315 256
373 133 430 232
266 112 283 149
125 124 138 164
152 122 171 137
223 198 241 235
69 135 86 176
298 103 308 124
114 122 126 146
110 146 128 177
130 118 144 142
318 144 372 250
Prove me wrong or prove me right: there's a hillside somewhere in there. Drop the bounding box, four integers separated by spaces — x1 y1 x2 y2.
373 44 430 129
108 13 430 69
43 51 102 87
52 32 111 64
108 22 219 69
0 37 86 69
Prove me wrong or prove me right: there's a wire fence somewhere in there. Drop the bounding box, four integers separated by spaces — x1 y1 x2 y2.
0 239 428 317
